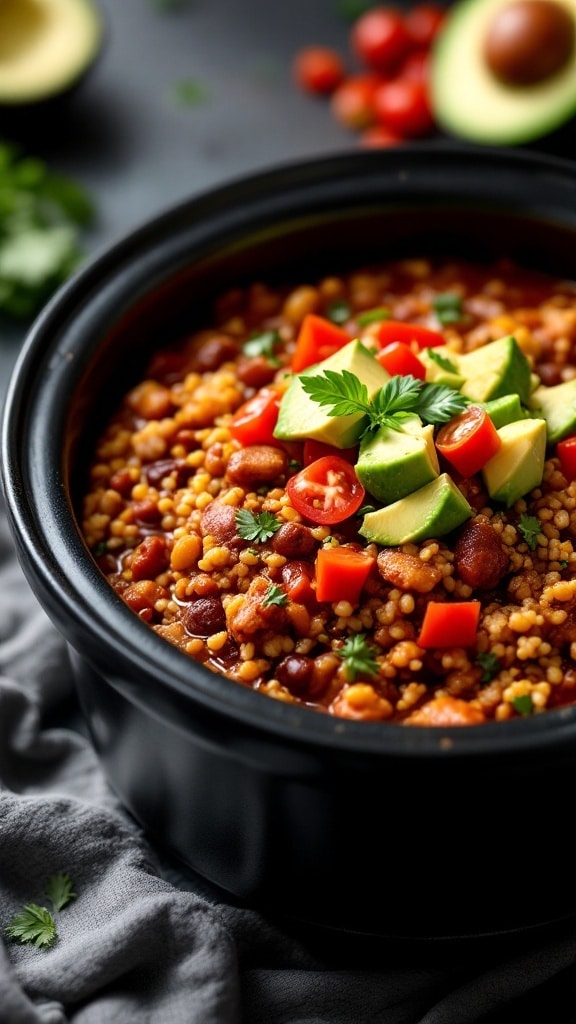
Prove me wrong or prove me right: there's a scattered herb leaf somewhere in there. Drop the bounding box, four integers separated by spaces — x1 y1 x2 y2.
45 873 76 913
518 514 542 551
326 298 352 325
5 904 57 949
242 329 281 363
433 293 463 326
559 559 569 569
513 694 535 716
92 541 108 558
356 306 389 326
476 651 501 684
426 348 458 373
235 508 282 543
338 633 380 681
170 79 209 106
262 583 288 608
357 504 376 516
337 0 372 21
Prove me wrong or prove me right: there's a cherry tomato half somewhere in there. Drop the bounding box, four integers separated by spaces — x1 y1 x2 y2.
351 6 412 72
373 76 435 137
230 387 281 446
293 46 346 95
557 435 576 480
376 320 445 349
376 341 426 379
435 404 501 477
330 73 380 130
286 455 366 524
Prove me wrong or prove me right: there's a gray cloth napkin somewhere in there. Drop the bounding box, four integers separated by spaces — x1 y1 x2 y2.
1 500 575 1024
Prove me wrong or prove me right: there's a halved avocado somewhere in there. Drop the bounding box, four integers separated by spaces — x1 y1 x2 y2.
431 0 576 145
0 0 103 107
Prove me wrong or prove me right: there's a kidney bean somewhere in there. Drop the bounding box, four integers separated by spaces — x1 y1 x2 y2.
145 457 191 489
200 502 239 543
187 333 240 372
275 654 314 696
131 535 169 581
132 498 161 524
109 468 136 496
226 445 288 487
236 354 279 389
182 595 226 637
281 560 316 605
454 516 508 590
272 522 317 559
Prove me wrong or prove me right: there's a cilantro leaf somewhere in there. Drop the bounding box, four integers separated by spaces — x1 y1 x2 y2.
512 694 534 716
356 306 389 326
425 348 459 374
433 292 464 326
476 651 501 684
262 583 288 608
45 873 76 913
338 633 380 681
235 508 282 543
518 514 542 551
242 329 281 362
326 298 352 325
5 904 57 949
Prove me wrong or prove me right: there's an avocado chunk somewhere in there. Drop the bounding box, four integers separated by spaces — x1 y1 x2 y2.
456 334 532 404
482 393 526 428
419 346 465 389
359 473 474 546
528 378 576 442
356 415 439 505
482 417 547 506
0 0 103 107
274 339 390 448
431 0 576 145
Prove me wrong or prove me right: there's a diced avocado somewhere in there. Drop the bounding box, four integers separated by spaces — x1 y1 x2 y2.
274 339 390 448
528 378 576 443
356 416 439 505
482 418 547 507
359 473 473 546
482 393 526 429
419 346 465 389
457 335 532 404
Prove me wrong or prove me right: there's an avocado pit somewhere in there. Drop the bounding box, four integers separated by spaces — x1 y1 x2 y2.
483 0 575 85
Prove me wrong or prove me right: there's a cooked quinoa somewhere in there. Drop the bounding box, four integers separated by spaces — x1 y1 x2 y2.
82 256 576 726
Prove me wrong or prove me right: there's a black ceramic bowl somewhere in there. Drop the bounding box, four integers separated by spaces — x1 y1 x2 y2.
2 146 576 944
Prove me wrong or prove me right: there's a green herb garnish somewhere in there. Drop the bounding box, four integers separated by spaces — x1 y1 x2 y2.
45 873 76 913
518 514 542 551
337 0 372 21
242 329 282 363
433 292 463 326
476 651 501 684
357 306 390 326
262 583 288 608
338 633 380 681
357 504 376 516
425 348 458 373
235 509 282 543
170 78 209 105
512 693 535 716
0 142 94 319
5 905 57 949
326 299 352 325
300 369 468 437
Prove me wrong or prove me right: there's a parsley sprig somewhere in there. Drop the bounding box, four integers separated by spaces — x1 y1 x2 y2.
242 329 282 363
5 872 77 950
45 872 76 913
236 508 282 543
338 633 380 681
300 370 468 437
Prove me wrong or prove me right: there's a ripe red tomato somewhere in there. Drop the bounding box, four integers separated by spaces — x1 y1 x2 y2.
373 76 435 137
286 455 366 524
557 435 576 480
351 6 412 73
376 320 445 349
293 46 346 95
400 49 431 83
405 3 445 48
376 341 426 379
230 387 281 446
435 404 501 477
330 73 380 130
303 439 358 465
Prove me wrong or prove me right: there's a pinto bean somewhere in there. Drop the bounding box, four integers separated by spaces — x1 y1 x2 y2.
182 595 226 637
272 522 317 559
404 695 487 726
200 502 239 543
454 516 508 590
377 548 442 593
226 445 288 487
131 535 169 581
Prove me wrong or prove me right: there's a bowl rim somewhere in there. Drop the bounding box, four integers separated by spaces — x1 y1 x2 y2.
3 142 576 758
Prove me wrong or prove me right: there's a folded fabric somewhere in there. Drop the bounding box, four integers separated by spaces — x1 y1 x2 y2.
1 503 575 1023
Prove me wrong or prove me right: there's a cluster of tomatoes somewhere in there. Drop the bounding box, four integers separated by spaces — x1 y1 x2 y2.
292 4 446 146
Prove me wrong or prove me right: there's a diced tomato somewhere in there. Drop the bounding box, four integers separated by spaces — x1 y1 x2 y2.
303 439 358 466
417 600 481 648
230 387 281 446
286 455 365 524
375 320 445 350
291 314 351 373
435 405 501 477
557 435 576 480
376 341 426 379
315 546 376 604
292 46 346 95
